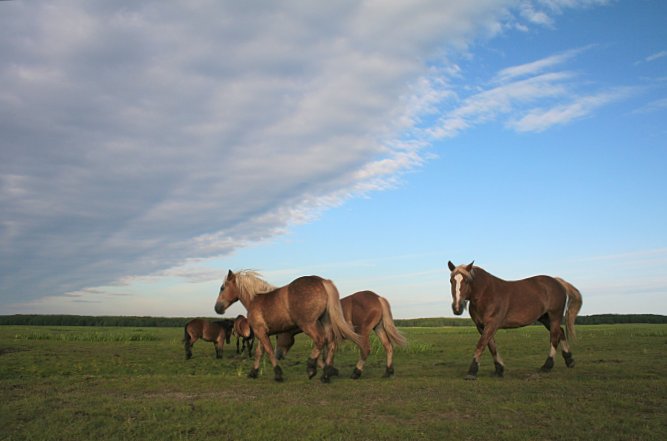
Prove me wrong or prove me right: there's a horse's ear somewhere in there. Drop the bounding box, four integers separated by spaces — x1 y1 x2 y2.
227 269 235 280
447 261 456 271
466 261 475 272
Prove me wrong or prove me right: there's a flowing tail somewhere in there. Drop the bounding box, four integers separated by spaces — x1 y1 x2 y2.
556 277 583 341
183 325 192 359
322 279 363 348
183 325 189 345
378 296 407 347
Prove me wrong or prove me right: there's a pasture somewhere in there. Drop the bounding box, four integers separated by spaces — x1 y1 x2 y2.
1 324 665 440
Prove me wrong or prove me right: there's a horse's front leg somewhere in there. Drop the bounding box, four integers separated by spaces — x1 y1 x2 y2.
467 323 498 380
487 337 504 377
253 329 283 382
248 336 264 379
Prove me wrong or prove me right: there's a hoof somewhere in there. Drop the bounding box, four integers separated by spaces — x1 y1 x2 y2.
248 368 259 379
307 358 317 379
563 351 575 368
466 359 479 379
540 356 554 372
273 366 284 382
382 365 395 378
320 365 337 383
351 368 362 380
493 362 504 378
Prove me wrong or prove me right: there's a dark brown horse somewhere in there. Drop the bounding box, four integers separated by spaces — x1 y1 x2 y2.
233 315 254 357
183 318 234 359
214 270 361 382
276 290 407 378
448 261 583 379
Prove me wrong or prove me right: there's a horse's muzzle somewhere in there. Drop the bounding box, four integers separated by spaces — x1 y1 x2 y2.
452 303 463 316
214 302 225 315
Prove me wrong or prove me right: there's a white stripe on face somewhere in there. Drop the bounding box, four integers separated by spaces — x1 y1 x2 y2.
454 273 464 307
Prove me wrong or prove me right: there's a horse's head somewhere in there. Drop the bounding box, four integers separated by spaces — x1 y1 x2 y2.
214 270 240 315
447 260 475 316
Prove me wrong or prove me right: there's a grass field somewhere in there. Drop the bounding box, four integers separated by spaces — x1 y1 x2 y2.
1 324 665 440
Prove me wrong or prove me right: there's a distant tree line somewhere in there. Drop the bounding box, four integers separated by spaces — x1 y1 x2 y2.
575 314 667 325
1 314 666 327
394 317 471 327
0 315 197 327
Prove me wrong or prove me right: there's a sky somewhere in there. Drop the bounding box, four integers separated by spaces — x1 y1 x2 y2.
1 0 666 319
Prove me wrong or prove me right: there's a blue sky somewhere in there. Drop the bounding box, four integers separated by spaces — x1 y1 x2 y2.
1 0 666 319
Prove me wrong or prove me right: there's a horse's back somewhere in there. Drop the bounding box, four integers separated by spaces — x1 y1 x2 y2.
497 275 568 326
286 275 329 307
342 291 382 329
185 318 204 335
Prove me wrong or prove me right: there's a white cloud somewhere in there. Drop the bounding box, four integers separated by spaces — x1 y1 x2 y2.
430 71 574 138
494 46 591 82
429 46 634 138
507 88 632 132
0 0 618 312
645 51 667 62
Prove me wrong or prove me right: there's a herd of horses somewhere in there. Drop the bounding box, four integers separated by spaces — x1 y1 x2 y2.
183 261 583 382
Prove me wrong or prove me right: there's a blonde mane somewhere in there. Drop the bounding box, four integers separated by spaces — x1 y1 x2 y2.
229 270 277 303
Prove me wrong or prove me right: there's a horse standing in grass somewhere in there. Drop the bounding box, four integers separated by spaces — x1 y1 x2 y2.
214 270 362 382
183 318 234 359
276 290 407 378
448 261 583 379
233 315 254 357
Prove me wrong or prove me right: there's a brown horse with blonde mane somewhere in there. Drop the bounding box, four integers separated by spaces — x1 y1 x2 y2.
183 318 234 359
214 270 362 382
233 315 254 357
448 261 583 379
276 290 407 379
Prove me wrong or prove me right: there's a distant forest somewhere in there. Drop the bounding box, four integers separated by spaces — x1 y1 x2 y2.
1 314 666 327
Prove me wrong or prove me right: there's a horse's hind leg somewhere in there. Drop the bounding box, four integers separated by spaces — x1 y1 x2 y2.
185 336 197 360
559 326 575 367
246 337 255 358
350 329 371 379
375 326 395 378
301 322 326 380
539 314 562 372
319 324 341 383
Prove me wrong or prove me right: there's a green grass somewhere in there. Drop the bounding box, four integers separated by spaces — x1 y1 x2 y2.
1 324 665 440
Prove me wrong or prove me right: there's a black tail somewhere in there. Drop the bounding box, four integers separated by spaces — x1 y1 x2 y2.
183 325 192 359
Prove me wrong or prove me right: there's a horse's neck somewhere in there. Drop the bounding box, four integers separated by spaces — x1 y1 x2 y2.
469 268 494 302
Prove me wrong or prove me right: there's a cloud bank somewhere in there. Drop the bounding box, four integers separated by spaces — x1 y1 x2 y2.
1 1 615 309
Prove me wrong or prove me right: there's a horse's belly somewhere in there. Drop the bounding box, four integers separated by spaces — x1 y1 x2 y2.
502 307 544 328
